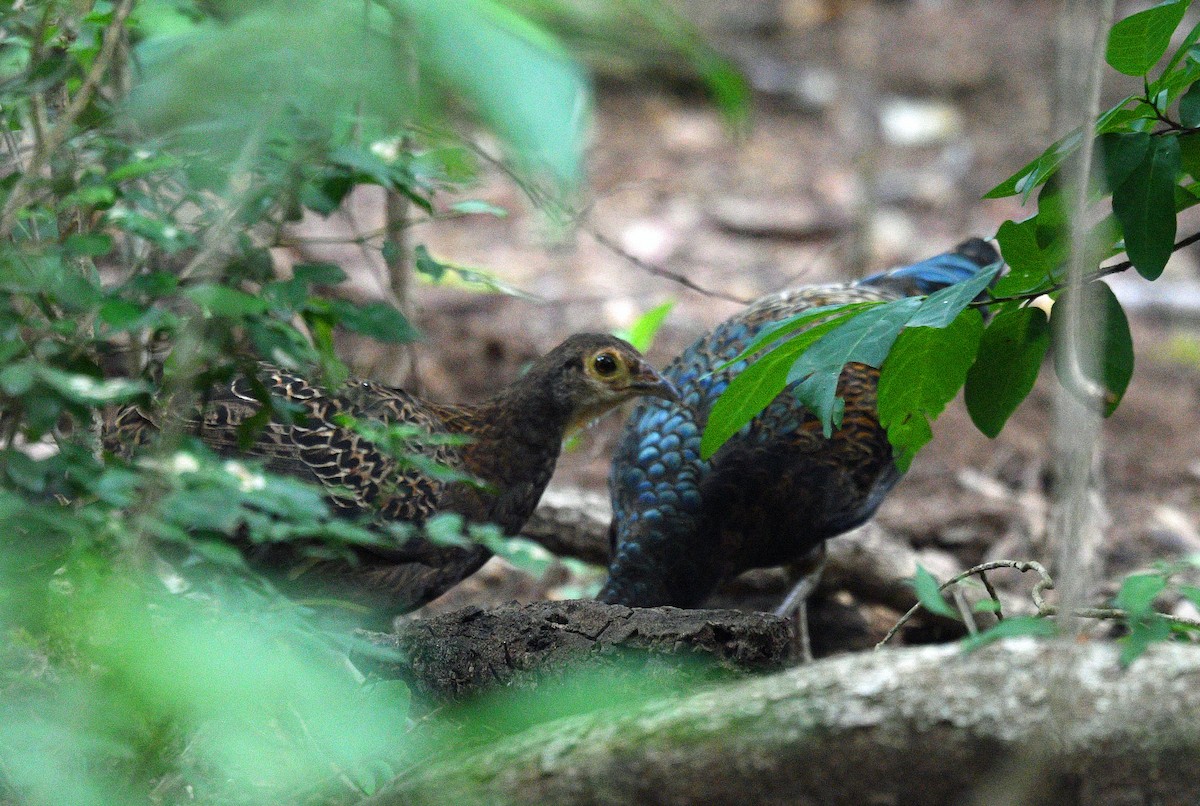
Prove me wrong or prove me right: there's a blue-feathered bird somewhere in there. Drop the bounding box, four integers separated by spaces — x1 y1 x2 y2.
599 239 1000 609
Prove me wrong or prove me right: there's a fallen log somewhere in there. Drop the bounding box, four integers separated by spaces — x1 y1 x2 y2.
362 600 797 700
362 640 1200 806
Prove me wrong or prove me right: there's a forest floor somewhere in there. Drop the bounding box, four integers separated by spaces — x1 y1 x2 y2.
288 0 1200 649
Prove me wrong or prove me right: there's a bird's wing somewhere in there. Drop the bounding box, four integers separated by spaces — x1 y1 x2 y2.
105 366 460 524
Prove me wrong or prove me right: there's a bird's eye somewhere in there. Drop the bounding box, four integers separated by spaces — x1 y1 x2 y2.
592 352 619 376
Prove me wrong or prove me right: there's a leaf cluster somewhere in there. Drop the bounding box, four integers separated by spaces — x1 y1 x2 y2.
702 0 1200 469
0 0 738 800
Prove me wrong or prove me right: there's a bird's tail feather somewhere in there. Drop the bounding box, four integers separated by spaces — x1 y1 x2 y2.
859 237 1000 296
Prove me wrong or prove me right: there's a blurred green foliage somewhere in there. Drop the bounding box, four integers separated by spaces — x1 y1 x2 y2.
0 0 745 801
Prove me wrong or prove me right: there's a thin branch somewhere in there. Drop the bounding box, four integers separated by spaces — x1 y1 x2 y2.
951 587 978 635
0 0 136 239
979 570 1004 621
588 228 751 304
1038 604 1200 631
876 560 1051 649
1141 92 1200 136
976 229 1200 308
437 125 752 305
875 559 1200 650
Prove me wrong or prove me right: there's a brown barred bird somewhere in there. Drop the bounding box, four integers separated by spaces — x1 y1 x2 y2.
600 240 999 610
104 334 677 618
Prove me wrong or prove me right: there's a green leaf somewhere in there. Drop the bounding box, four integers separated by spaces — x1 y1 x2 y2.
993 218 1054 296
1121 616 1173 665
106 155 179 183
449 199 508 217
983 130 1083 201
1175 182 1200 212
99 298 161 331
1158 18 1200 78
1095 95 1144 133
410 245 534 298
1106 0 1190 77
1114 572 1168 615
789 298 922 437
1112 135 1180 279
1180 132 1200 180
972 598 1003 613
0 363 35 395
960 616 1057 652
36 368 149 405
1099 131 1151 191
700 310 862 459
964 306 1051 438
616 301 675 354
263 278 309 313
292 262 347 286
1051 282 1134 417
911 565 959 620
878 310 984 470
330 300 419 344
906 264 1001 328
329 145 404 189
413 244 447 281
1115 572 1173 665
725 301 884 369
63 233 114 257
184 284 268 317
1180 80 1200 127
403 0 591 185
128 271 179 297
130 0 409 151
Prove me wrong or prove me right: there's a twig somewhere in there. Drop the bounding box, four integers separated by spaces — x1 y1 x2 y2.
976 230 1200 308
384 186 420 387
876 560 1052 649
875 559 1200 650
588 228 751 304
1036 604 1200 632
979 570 1004 621
952 587 978 636
0 0 136 239
437 124 752 304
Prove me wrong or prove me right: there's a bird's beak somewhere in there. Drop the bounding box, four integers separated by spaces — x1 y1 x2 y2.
629 363 681 403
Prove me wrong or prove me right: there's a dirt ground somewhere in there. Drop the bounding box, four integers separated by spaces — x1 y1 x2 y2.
292 0 1200 639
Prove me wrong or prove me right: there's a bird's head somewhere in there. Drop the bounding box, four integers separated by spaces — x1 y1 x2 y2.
535 334 678 431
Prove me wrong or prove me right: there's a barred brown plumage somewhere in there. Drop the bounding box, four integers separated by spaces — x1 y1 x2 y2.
104 333 678 618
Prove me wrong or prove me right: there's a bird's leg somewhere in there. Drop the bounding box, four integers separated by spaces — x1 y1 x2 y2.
775 543 828 664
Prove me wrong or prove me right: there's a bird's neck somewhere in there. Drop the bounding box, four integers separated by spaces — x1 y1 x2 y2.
487 364 576 441
434 373 573 497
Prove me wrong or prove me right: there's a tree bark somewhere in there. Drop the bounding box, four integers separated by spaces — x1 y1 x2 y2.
362 600 798 700
362 640 1200 806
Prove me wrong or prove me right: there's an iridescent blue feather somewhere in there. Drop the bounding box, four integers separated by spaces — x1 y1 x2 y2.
600 239 1000 607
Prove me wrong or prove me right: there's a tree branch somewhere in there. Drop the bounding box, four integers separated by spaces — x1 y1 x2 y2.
0 0 136 239
586 227 751 304
976 229 1200 308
